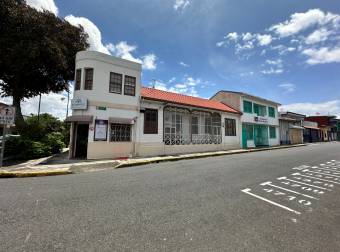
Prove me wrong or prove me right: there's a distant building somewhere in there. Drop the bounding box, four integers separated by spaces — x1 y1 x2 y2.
211 91 280 148
279 112 305 145
305 116 338 141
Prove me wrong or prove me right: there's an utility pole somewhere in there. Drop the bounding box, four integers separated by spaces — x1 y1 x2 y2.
37 94 42 122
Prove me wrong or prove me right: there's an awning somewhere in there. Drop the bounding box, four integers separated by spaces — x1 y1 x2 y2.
65 115 93 123
289 125 305 130
109 117 135 124
304 126 320 130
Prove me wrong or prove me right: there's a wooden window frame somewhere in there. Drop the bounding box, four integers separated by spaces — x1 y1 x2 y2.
124 75 136 96
75 69 81 90
144 109 158 134
84 68 94 90
109 72 122 94
225 118 236 136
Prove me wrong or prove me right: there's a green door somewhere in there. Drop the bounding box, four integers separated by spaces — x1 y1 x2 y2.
242 125 248 148
254 125 269 147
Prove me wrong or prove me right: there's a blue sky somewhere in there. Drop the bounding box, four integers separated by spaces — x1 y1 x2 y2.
7 0 340 118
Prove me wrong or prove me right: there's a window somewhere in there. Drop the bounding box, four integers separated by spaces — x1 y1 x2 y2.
269 126 276 138
109 72 122 94
84 68 94 90
244 124 254 140
268 107 275 118
75 69 81 90
124 75 136 96
243 100 253 113
191 116 199 134
163 107 221 145
110 124 131 142
253 103 267 116
144 109 158 134
225 118 236 136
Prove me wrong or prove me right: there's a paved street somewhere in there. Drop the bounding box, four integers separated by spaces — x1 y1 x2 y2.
1 142 340 252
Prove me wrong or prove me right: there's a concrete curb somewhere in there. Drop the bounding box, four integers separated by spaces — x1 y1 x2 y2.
116 144 307 169
0 169 72 178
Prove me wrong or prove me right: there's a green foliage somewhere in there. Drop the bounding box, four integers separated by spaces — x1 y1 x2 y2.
0 0 88 133
43 132 65 154
4 113 68 159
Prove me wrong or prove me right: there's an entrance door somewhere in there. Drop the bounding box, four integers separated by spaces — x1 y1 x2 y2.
75 124 89 158
254 125 269 147
242 125 248 148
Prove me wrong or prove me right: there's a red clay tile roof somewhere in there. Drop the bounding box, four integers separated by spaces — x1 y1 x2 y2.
141 87 240 114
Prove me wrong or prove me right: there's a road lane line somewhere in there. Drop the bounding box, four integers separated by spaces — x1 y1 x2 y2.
292 173 340 185
309 166 340 173
277 177 332 191
260 182 319 200
241 188 301 215
301 169 340 178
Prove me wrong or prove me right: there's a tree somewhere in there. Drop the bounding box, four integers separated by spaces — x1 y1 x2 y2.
0 0 89 132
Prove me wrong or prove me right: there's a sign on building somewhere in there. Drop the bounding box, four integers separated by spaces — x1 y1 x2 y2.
0 106 15 125
254 116 268 124
71 97 88 110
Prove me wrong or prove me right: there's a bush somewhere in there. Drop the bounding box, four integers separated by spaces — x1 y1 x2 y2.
4 137 52 159
43 132 65 154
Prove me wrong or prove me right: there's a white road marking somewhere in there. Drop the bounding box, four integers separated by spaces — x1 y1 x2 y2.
308 166 340 173
301 169 340 178
292 173 340 185
277 177 332 191
260 181 319 200
241 188 301 215
24 232 31 243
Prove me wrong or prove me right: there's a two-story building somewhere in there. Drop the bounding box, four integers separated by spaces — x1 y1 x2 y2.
66 51 242 159
211 91 280 148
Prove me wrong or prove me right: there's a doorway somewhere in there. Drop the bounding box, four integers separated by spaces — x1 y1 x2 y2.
75 123 89 158
254 125 269 147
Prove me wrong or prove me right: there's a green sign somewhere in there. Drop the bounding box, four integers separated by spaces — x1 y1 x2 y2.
96 106 106 111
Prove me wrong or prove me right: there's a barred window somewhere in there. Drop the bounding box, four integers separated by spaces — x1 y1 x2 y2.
109 72 122 94
75 69 81 90
191 116 199 134
225 118 236 136
84 68 93 90
124 75 136 96
144 109 158 134
110 124 131 142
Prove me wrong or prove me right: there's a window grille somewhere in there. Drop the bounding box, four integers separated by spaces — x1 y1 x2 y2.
75 69 81 90
84 68 93 90
110 124 131 142
163 106 222 145
225 118 236 136
124 75 136 96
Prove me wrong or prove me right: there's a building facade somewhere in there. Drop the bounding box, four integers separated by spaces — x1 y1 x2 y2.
66 51 242 159
305 116 338 141
211 91 280 148
279 112 305 145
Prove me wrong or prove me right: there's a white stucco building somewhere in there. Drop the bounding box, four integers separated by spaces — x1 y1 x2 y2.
211 91 280 148
66 51 243 159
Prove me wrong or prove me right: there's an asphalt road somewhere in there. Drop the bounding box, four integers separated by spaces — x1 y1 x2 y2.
1 142 340 252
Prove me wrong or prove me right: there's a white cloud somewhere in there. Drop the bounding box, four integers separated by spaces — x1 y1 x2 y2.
226 32 238 41
65 15 110 54
174 0 190 11
266 59 282 66
257 34 272 46
107 41 157 70
302 47 340 64
261 68 284 75
305 28 332 44
179 61 190 67
279 83 296 93
242 32 253 41
269 9 338 37
280 100 340 118
26 0 58 15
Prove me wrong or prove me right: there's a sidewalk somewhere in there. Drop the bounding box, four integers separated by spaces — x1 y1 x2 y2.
0 144 307 178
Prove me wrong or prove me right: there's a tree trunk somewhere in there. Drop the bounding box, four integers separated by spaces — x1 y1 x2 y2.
12 95 27 134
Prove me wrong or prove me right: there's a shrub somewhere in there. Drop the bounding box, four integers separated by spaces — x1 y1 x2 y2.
20 140 51 159
43 132 65 154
